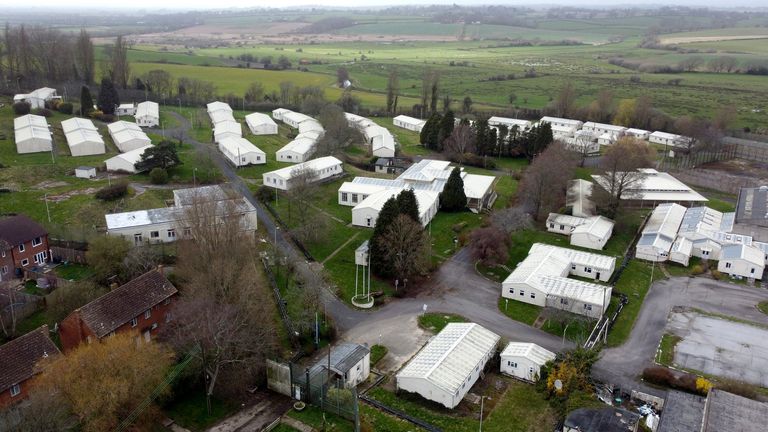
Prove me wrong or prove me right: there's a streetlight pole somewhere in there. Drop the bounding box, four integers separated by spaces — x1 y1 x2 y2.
479 396 489 432
44 193 51 223
193 168 197 186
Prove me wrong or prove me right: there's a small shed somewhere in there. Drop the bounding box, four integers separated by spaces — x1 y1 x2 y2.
116 103 136 116
500 342 555 382
309 343 371 389
571 216 615 250
218 137 266 167
75 166 96 179
135 101 160 128
245 113 278 135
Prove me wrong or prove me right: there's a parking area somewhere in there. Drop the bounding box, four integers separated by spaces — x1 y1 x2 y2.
667 310 768 387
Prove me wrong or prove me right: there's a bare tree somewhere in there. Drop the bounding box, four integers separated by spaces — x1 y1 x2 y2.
587 89 614 123
142 69 174 97
0 386 77 431
490 206 533 234
552 82 577 118
122 245 162 280
443 123 476 159
712 105 736 131
386 68 399 114
285 165 319 229
469 226 510 266
74 29 95 84
108 35 130 89
678 56 704 72
380 214 430 284
315 104 362 156
592 137 655 218
517 142 579 221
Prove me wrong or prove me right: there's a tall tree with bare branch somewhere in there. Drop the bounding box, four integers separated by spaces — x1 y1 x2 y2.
74 29 95 84
517 142 579 221
592 137 655 218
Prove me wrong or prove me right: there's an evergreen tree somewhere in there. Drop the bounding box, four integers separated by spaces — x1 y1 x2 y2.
80 85 93 116
370 197 401 277
96 78 120 115
474 118 492 156
136 141 181 172
442 167 467 212
420 112 442 149
396 189 420 224
437 110 455 151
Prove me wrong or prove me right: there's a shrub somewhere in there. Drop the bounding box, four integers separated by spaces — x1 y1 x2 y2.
33 108 53 117
710 270 722 280
696 377 713 395
149 168 169 185
12 101 31 115
89 110 104 119
256 185 276 202
95 182 128 201
58 102 74 115
691 264 705 275
716 379 758 399
642 366 675 387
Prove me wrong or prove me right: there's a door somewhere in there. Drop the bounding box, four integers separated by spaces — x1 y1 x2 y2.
143 330 151 342
596 272 601 280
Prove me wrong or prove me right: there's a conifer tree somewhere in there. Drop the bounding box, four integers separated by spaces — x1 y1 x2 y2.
396 189 420 224
437 110 455 151
96 78 120 115
80 85 94 116
370 197 400 276
441 167 467 211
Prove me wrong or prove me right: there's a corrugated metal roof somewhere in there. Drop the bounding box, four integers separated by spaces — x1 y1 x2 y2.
136 101 159 118
572 216 614 240
721 244 765 266
14 114 48 130
206 101 232 114
245 112 277 128
397 323 499 395
501 342 555 366
592 171 707 202
219 137 265 157
265 156 343 180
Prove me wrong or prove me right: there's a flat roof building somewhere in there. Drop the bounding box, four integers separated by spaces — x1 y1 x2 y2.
500 342 555 382
636 203 687 262
396 323 500 409
393 115 426 132
592 169 707 205
245 112 278 135
218 137 266 167
105 145 153 173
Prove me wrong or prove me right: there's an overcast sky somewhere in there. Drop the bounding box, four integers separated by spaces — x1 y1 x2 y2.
1 0 767 10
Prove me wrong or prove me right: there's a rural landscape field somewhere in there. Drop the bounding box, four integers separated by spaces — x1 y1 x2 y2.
1 3 768 432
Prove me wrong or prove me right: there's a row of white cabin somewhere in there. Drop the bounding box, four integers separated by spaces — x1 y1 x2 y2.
207 101 243 143
345 113 396 158
206 102 271 167
502 243 615 318
396 322 557 409
105 185 258 245
272 108 325 163
262 156 343 191
636 203 768 280
338 159 497 228
546 213 615 251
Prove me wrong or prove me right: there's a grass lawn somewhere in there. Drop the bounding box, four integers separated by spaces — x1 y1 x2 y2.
370 344 388 366
271 424 301 432
428 210 486 264
664 257 702 278
759 301 768 316
417 313 468 333
497 297 541 326
606 260 664 347
287 406 354 432
164 391 237 432
656 333 682 367
55 263 96 280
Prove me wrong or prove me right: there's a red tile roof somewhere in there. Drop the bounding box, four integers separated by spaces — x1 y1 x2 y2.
0 326 59 392
74 269 177 338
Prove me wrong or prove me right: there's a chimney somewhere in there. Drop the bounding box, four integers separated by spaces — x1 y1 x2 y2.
109 282 118 291
157 264 164 275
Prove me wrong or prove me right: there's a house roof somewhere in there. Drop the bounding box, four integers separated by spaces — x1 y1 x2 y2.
206 101 233 114
0 326 59 392
105 145 153 169
488 116 531 129
298 119 324 134
501 342 555 366
107 120 143 135
638 203 687 253
572 216 615 240
72 270 177 338
0 214 48 247
651 131 686 141
592 170 707 202
61 117 98 134
397 323 500 396
219 137 265 157
393 115 426 127
547 213 587 228
625 128 650 136
354 188 439 223
65 128 105 147
720 244 765 266
277 137 317 157
210 110 236 125
462 174 496 200
702 389 768 431
135 101 159 118
245 112 278 128
658 390 706 432
265 156 343 180
15 125 52 143
564 408 641 432
735 186 768 227
540 116 583 127
282 111 313 126
583 122 627 133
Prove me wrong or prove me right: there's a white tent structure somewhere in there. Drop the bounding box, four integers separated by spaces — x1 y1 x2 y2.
62 118 105 156
213 120 242 143
276 137 317 163
636 203 687 262
209 110 236 126
500 342 555 382
245 113 278 135
105 145 153 173
107 121 152 152
263 156 343 191
352 188 439 228
501 243 615 318
396 323 500 409
218 137 266 167
13 114 52 154
592 169 707 205
135 102 160 127
14 87 59 109
393 115 426 132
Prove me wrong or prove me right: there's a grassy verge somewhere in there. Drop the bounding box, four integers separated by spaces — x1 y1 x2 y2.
271 424 301 432
759 301 768 316
498 297 541 326
370 344 388 366
287 406 354 432
606 260 664 347
417 313 468 333
656 333 682 367
164 392 237 432
663 257 701 278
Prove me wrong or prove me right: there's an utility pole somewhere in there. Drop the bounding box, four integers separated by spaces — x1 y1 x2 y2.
44 193 51 222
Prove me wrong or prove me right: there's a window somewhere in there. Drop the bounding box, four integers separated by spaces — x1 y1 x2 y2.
21 259 29 267
167 229 176 239
1 266 7 275
144 309 151 319
726 262 732 269
366 217 372 227
519 290 525 296
165 312 172 323
134 234 143 245
507 361 517 368
508 288 514 294
341 192 348 202
549 223 554 228
150 231 160 239
703 250 709 256
560 298 569 305
10 384 20 397
585 267 592 273
32 237 42 247
18 244 24 253
130 317 138 327
560 225 565 230
751 268 755 274
530 293 536 299
584 304 592 311
1 250 5 257
571 265 576 270
352 194 358 203
34 251 46 264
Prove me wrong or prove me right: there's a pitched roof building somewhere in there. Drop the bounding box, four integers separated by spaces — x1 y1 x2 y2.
0 326 59 406
0 214 50 277
59 269 178 351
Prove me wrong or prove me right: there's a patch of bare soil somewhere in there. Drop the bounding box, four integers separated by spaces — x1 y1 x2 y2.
660 35 768 45
44 188 99 203
33 180 69 189
701 158 768 183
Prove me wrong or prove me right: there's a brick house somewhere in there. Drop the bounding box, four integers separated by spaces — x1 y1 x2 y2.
0 214 50 281
59 269 178 352
0 325 60 407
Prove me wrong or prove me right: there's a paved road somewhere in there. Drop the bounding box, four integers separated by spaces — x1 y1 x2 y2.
593 276 768 396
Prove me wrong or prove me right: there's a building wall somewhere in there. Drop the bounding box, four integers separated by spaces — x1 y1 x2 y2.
60 295 177 352
69 141 105 157
9 235 50 270
219 145 265 167
344 353 371 388
669 251 691 267
106 157 140 173
501 283 547 307
108 222 181 245
17 137 53 154
718 259 764 280
136 115 159 128
263 173 290 190
0 378 32 408
393 119 423 132
547 221 576 235
338 191 370 207
569 263 613 282
570 232 610 250
352 207 379 228
249 123 278 135
501 355 542 382
636 245 670 262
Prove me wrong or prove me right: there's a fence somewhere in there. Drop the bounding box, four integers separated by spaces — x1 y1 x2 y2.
360 395 443 432
261 257 301 350
669 169 760 195
263 203 315 262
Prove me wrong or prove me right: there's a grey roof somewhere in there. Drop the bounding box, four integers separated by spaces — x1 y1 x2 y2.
735 186 768 227
564 408 641 432
658 390 706 432
309 343 369 377
702 389 768 432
